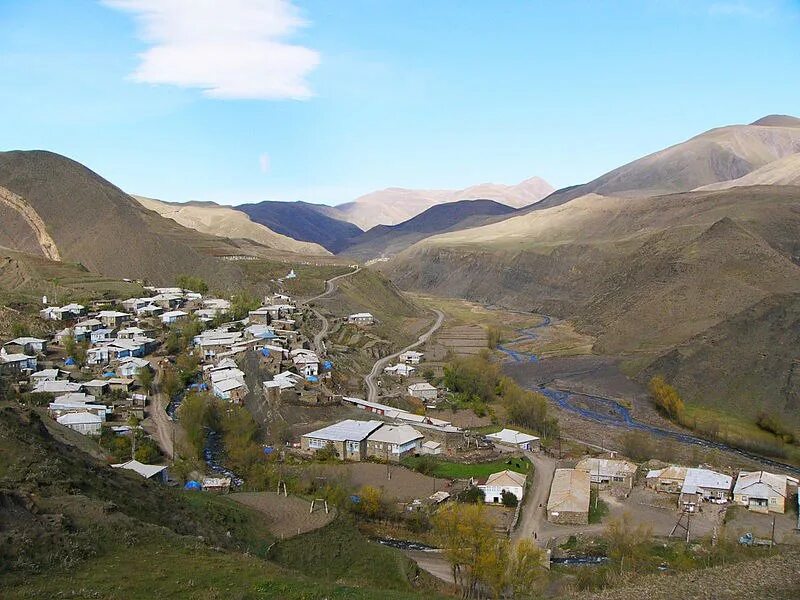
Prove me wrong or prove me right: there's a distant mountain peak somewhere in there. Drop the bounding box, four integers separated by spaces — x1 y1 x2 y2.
750 114 800 128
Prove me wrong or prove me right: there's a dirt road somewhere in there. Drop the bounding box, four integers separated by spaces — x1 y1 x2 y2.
307 266 360 354
512 450 557 546
365 308 445 402
144 363 175 460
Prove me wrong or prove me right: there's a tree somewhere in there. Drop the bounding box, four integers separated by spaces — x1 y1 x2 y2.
501 490 518 508
11 322 29 338
176 274 208 294
358 485 384 519
508 539 547 599
315 441 339 461
475 537 509 599
134 436 161 463
605 514 653 574
162 366 182 400
649 375 685 421
229 292 260 320
136 367 153 393
63 335 86 366
457 486 486 504
178 392 210 459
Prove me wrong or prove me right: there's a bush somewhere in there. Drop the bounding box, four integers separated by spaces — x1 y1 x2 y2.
457 486 486 504
410 454 438 476
315 442 339 462
649 375 685 421
501 490 518 508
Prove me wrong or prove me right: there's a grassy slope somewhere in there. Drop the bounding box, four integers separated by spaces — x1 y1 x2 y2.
0 404 439 599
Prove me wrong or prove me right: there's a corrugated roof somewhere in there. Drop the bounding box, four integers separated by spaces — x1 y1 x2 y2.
547 468 590 513
681 468 733 495
367 424 424 445
487 428 540 445
575 457 638 478
483 470 527 488
303 419 383 442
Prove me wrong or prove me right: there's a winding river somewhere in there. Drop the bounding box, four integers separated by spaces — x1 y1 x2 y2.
498 316 800 477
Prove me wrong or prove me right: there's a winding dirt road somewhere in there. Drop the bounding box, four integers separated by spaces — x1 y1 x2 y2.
365 308 445 402
306 266 361 354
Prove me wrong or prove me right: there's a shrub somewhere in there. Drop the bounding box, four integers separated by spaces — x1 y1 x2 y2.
501 490 518 508
457 486 486 504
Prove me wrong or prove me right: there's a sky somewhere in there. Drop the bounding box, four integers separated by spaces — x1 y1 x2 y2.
1 0 799 206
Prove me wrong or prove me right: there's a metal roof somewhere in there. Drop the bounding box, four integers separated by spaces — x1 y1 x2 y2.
303 419 383 442
547 468 590 513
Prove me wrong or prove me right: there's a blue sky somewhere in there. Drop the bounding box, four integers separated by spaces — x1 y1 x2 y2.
1 0 798 205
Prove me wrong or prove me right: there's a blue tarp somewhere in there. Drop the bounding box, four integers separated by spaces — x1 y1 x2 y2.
64 357 76 366
261 348 271 357
103 371 116 378
322 360 333 370
306 375 319 383
184 480 202 490
349 495 361 504
263 446 274 455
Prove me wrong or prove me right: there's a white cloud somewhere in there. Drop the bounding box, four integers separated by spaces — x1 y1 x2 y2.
104 0 320 100
258 153 271 173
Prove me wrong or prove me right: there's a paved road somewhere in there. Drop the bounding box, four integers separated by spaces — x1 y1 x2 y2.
365 308 445 402
306 266 361 355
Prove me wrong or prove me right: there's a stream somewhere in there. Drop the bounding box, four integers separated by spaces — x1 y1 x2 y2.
498 316 800 477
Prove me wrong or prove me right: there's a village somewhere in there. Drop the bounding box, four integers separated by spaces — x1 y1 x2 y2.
1 270 799 594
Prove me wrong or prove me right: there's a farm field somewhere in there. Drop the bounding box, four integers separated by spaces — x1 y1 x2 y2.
230 492 336 539
316 462 450 501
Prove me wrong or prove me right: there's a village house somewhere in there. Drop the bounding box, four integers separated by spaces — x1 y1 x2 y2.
547 468 590 525
733 471 797 514
30 368 60 383
82 379 110 398
301 419 383 461
399 350 424 365
121 297 154 313
291 349 319 377
421 440 443 455
384 363 415 377
407 382 438 402
347 312 374 326
161 310 189 325
90 328 114 344
137 304 163 317
112 460 168 483
212 378 248 403
56 411 102 435
477 470 527 504
487 428 541 452
74 318 103 337
107 377 134 393
645 465 688 494
203 298 231 312
575 457 638 490
365 424 424 462
40 303 85 320
97 310 130 329
48 396 109 421
151 293 184 310
34 380 82 394
202 477 232 493
117 357 151 378
116 326 147 339
193 330 243 360
0 353 37 374
3 337 47 355
87 346 110 366
679 468 733 510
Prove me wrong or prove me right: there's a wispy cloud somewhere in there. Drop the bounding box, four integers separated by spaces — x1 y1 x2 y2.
258 153 271 173
104 0 320 100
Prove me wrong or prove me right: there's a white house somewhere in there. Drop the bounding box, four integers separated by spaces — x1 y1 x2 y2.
486 428 540 452
34 380 82 394
478 470 527 504
421 440 443 455
0 353 37 373
399 350 424 365
56 411 102 435
161 310 188 325
407 382 437 401
291 349 319 377
31 368 60 382
301 419 383 461
212 378 249 403
733 471 797 514
117 357 151 378
347 312 374 326
3 337 47 355
384 363 415 377
679 468 733 509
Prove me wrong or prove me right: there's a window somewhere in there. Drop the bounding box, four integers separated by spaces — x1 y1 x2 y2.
308 438 326 449
347 441 360 452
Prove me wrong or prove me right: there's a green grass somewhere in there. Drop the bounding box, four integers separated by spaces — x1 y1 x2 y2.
3 536 437 600
402 455 530 479
268 518 437 594
240 259 351 299
588 490 609 524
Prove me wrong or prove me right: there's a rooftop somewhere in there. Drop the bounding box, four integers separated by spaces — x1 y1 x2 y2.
303 419 383 442
367 424 424 445
547 468 590 513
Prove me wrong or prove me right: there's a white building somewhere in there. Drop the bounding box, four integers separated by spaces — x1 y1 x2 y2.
117 357 151 378
486 428 540 452
56 411 102 435
733 471 797 514
407 382 437 401
112 459 168 482
679 468 733 509
478 470 527 504
365 424 424 462
384 363 415 377
399 350 424 365
347 312 374 325
291 349 320 377
161 310 189 325
575 457 638 489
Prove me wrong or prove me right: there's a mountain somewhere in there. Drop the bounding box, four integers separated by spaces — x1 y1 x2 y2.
339 199 516 260
385 186 800 424
237 201 363 254
335 176 554 229
134 196 330 256
534 115 800 209
695 152 800 190
0 150 265 286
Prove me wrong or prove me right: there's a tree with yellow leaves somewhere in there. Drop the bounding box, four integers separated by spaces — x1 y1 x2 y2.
649 375 685 421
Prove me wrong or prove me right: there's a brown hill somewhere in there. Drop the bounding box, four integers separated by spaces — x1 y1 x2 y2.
0 150 262 286
385 186 800 422
134 196 330 256
534 116 800 209
696 152 800 190
335 176 553 229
